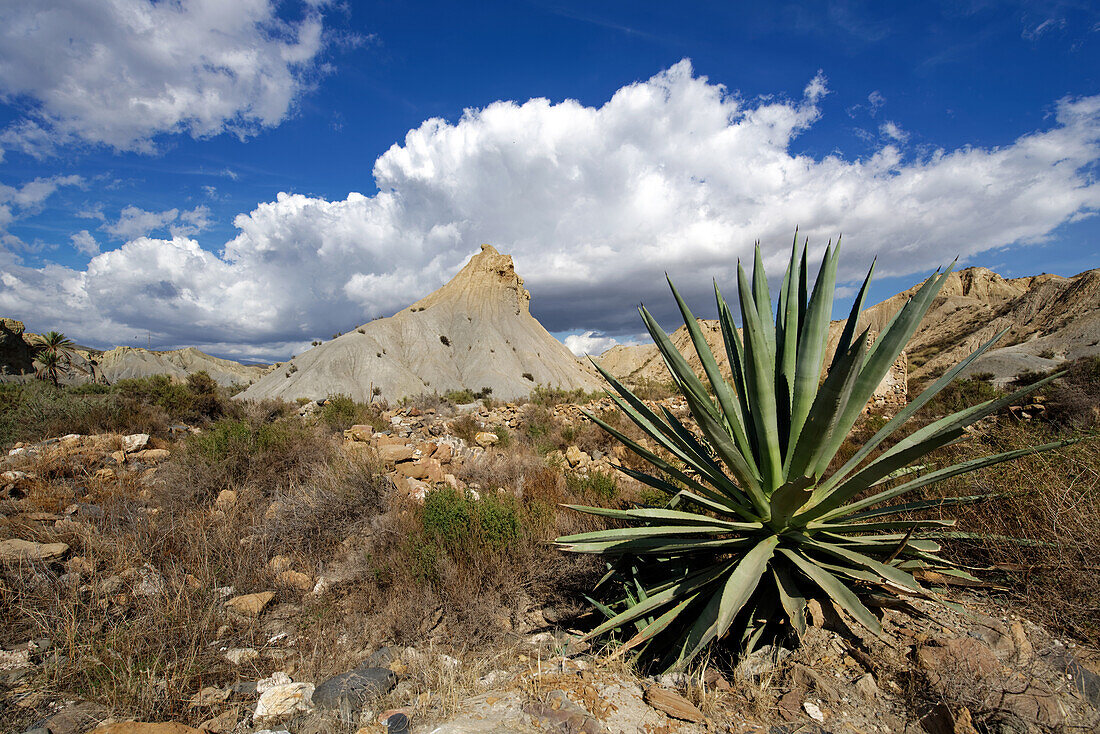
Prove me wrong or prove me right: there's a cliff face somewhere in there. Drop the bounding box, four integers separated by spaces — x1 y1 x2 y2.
853 267 1100 385
596 266 1100 392
93 347 272 387
0 319 36 379
239 245 603 403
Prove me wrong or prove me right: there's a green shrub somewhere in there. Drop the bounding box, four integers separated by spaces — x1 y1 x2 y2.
492 424 511 448
567 470 618 501
319 393 372 431
421 487 522 554
183 418 317 485
475 492 521 551
114 375 193 415
421 487 473 549
529 385 603 406
444 389 476 404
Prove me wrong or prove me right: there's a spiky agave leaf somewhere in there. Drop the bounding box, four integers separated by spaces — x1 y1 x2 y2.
557 238 1080 672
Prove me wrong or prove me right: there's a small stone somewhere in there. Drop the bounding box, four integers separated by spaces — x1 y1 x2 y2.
343 425 374 442
197 707 237 733
313 666 396 716
132 448 170 463
92 723 205 733
122 433 151 453
254 681 315 721
643 686 704 723
94 467 116 480
564 445 589 467
474 431 499 447
225 591 275 617
225 647 260 665
277 570 313 591
378 444 415 464
214 490 237 509
855 672 878 701
190 686 231 707
803 701 825 722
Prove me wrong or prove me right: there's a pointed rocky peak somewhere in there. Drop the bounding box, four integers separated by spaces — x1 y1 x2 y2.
409 243 532 314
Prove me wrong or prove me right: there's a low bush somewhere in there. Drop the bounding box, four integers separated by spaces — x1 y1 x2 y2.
566 470 618 501
318 392 383 432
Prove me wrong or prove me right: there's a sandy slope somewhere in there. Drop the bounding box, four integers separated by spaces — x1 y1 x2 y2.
239 245 602 403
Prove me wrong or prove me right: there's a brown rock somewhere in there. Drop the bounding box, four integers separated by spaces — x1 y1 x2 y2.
0 538 69 563
198 708 238 733
396 457 444 482
132 448 170 463
225 591 275 617
277 570 313 591
343 425 374 442
214 489 237 509
643 686 704 723
432 443 453 463
918 637 1000 690
378 444 415 465
564 445 589 467
474 431 499 447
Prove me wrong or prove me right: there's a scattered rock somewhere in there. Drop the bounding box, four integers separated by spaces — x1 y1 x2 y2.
565 445 589 467
255 680 315 722
35 701 110 733
277 569 313 591
474 432 499 447
197 708 237 733
213 489 237 509
122 433 150 453
132 448 170 463
803 701 825 723
643 685 703 723
378 444 415 464
0 538 69 563
313 665 397 717
225 647 260 665
225 590 275 617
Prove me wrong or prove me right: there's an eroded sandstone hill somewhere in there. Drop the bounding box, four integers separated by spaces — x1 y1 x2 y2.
599 266 1100 390
92 346 271 387
239 245 603 403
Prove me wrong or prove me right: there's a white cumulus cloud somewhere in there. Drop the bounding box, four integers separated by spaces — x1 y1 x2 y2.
104 205 213 240
2 61 1099 359
0 173 83 249
564 331 622 357
70 230 99 257
0 0 329 155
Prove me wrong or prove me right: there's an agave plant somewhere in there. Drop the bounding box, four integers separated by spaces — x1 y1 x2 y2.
556 238 1072 673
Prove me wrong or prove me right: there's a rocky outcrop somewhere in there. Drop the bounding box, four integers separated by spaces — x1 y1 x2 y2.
0 318 36 379
598 265 1100 395
239 245 603 403
854 267 1100 385
597 319 908 409
92 346 271 387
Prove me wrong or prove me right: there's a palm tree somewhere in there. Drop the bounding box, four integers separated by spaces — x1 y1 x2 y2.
31 331 77 387
34 350 66 387
31 331 77 362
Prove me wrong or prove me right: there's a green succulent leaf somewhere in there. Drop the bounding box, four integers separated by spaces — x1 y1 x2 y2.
558 232 1074 671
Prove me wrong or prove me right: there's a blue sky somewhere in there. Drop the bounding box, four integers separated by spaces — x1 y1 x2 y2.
0 1 1098 360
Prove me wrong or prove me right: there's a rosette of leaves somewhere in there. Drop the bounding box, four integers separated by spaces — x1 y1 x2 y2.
556 238 1073 672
